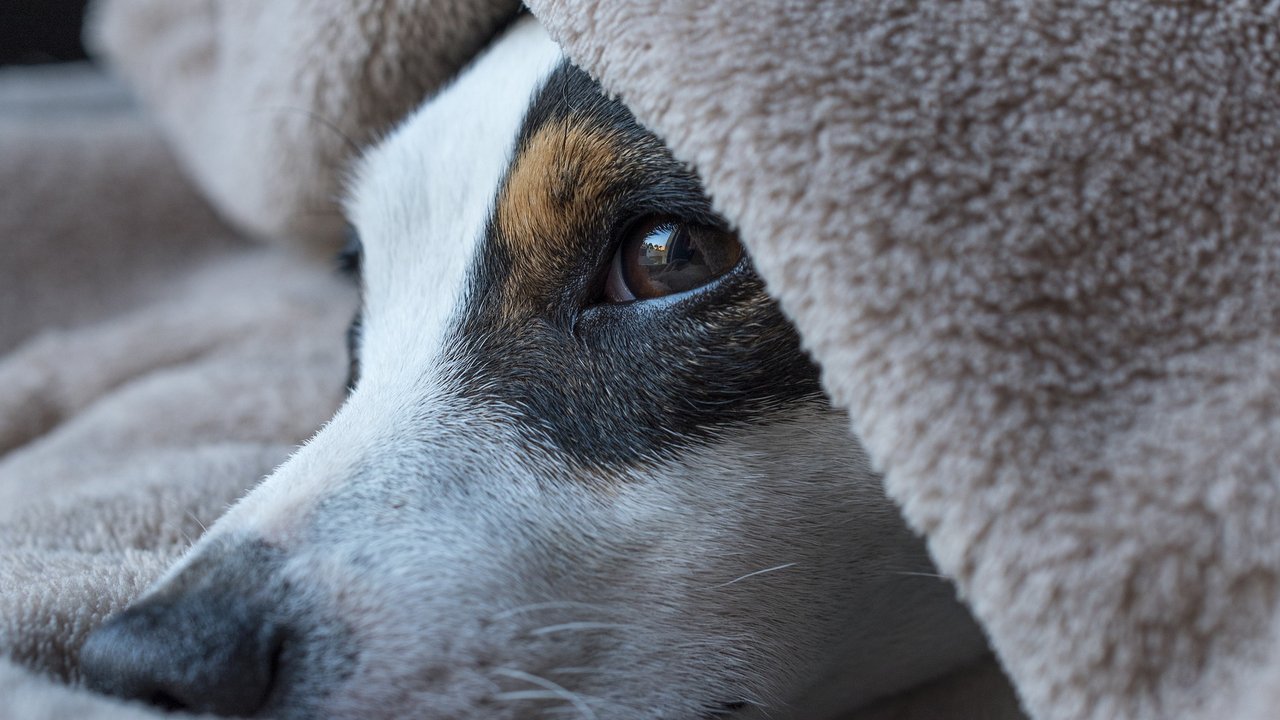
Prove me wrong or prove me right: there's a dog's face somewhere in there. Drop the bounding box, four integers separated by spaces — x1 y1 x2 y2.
80 17 986 720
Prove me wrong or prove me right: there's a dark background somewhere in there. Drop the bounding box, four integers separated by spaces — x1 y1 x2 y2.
1 0 92 65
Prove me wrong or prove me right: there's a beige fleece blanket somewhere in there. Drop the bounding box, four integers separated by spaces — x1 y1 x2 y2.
4 1 1280 719
0 61 356 717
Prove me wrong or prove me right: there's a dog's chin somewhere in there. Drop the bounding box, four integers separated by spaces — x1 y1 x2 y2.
259 648 857 720
271 692 772 720
269 686 756 720
252 628 810 720
274 667 767 720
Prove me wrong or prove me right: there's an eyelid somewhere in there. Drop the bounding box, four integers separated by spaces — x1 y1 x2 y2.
604 250 637 302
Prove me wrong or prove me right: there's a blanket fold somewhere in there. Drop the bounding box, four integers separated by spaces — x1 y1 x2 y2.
524 3 1280 719
0 62 355 719
88 0 520 247
4 2 1279 719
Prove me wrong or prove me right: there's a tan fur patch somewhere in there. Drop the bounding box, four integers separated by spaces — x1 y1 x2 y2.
495 118 622 312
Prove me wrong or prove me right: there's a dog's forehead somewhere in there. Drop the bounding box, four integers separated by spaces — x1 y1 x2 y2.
345 17 563 379
340 15 822 468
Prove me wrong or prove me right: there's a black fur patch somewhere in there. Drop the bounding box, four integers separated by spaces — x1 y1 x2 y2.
337 226 364 392
436 62 825 468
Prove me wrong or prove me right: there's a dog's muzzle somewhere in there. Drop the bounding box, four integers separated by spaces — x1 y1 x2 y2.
79 542 290 716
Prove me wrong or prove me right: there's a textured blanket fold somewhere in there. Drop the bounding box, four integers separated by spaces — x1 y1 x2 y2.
86 0 520 246
0 62 354 719
4 1 1279 719
522 3 1280 719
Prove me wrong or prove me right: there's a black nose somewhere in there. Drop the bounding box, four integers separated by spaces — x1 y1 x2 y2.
79 590 284 716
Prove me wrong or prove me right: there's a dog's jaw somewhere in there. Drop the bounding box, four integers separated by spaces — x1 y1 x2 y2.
83 16 989 720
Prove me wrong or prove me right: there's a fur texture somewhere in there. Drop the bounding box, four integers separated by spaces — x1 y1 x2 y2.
78 19 989 719
12 0 1276 718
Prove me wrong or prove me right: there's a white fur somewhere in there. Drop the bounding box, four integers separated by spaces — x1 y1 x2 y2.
174 18 564 542
146 16 988 720
347 17 563 387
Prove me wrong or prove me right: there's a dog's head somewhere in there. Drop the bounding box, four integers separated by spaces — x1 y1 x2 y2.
80 17 986 720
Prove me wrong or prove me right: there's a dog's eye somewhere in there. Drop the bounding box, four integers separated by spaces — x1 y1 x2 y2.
603 217 742 302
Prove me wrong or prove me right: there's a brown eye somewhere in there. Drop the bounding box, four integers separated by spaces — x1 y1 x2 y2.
603 217 743 302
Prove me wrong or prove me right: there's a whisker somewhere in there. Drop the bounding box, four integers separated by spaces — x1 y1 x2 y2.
549 666 637 677
492 668 599 720
249 105 364 157
495 689 626 709
492 601 616 620
707 562 798 589
529 622 640 637
496 690 575 702
185 510 209 534
889 570 950 580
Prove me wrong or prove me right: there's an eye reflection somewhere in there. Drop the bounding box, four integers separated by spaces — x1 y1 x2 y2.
605 217 742 302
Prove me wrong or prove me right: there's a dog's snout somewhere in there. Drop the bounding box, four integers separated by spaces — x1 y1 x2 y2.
79 589 284 716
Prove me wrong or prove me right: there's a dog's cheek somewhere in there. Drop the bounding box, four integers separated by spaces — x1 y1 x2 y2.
271 482 733 719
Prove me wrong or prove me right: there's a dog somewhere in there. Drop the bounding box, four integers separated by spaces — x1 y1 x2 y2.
79 16 989 720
